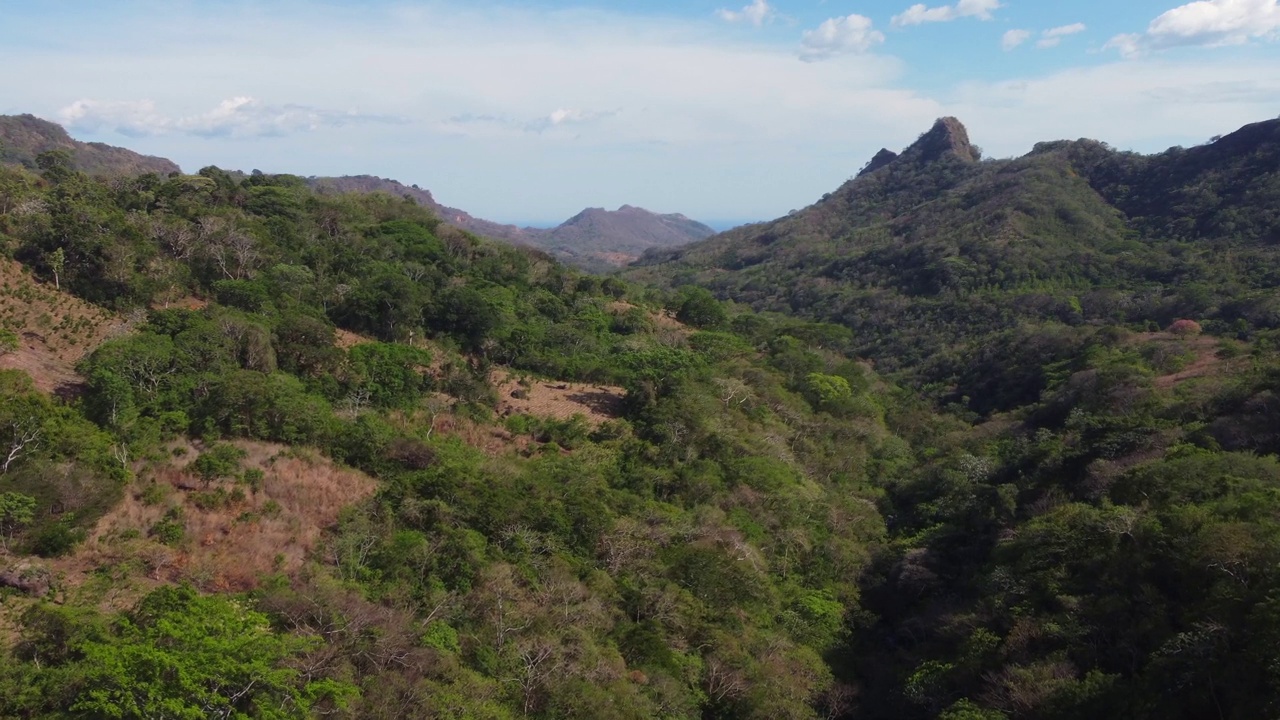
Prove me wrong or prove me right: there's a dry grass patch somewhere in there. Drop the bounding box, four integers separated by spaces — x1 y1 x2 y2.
607 300 689 334
334 327 373 349
1129 331 1247 391
53 440 377 595
491 370 624 427
0 258 124 393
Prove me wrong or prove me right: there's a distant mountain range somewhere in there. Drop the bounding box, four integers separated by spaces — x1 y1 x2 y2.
0 115 713 271
307 175 714 270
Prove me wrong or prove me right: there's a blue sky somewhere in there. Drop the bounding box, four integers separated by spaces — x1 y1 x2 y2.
2 0 1279 225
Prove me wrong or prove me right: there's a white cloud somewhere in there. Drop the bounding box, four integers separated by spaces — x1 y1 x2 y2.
1105 33 1146 57
439 107 622 136
717 0 773 27
1036 22 1086 48
800 15 886 61
12 1 1279 224
949 57 1280 158
58 96 399 138
1107 0 1280 57
1002 29 1032 50
891 0 1001 27
528 107 621 132
58 99 170 137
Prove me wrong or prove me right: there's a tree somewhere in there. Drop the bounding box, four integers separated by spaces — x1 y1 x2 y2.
803 373 853 414
1 400 44 474
69 585 355 718
674 286 727 329
34 150 74 184
46 247 65 290
191 443 247 488
0 492 36 550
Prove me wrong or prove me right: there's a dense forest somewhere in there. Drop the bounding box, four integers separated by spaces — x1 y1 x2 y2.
0 113 1278 720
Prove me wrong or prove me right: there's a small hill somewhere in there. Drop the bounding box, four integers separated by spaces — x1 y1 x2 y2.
537 205 715 269
0 114 180 176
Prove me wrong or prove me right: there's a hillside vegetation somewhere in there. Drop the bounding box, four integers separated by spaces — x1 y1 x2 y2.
0 152 912 719
626 116 1280 719
309 175 713 271
631 116 1280 411
0 114 1278 719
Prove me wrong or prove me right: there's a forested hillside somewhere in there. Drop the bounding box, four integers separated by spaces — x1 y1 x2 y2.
630 116 1280 410
0 151 915 719
622 116 1280 719
0 113 1279 720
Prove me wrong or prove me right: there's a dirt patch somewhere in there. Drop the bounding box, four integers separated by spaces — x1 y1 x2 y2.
334 328 374 349
491 371 625 426
51 440 378 596
430 412 536 456
607 301 689 334
152 296 208 312
0 259 124 393
0 345 84 397
591 252 640 266
1133 332 1245 391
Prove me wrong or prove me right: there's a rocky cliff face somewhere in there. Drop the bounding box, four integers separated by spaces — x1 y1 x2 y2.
895 116 980 166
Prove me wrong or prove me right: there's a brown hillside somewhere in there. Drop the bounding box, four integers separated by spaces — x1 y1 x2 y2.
54 440 378 598
0 259 124 394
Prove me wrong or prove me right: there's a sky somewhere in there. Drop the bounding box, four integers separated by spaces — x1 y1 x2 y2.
2 0 1279 225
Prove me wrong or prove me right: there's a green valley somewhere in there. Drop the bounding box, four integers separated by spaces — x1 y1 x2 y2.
0 110 1279 720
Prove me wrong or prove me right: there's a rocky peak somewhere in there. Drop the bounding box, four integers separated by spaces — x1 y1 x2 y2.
898 117 979 165
858 148 900 177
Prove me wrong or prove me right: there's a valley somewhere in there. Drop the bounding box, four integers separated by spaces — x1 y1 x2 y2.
0 110 1278 720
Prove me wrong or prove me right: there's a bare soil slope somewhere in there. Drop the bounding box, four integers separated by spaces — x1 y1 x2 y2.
0 259 125 393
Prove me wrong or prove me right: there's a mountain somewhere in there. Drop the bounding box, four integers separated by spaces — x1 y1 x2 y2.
630 115 1280 411
0 115 706 269
0 113 180 176
6 111 1280 720
309 175 713 270
534 205 715 269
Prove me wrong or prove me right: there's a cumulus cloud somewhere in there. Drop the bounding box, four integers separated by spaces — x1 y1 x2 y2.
58 97 399 138
1002 29 1032 50
949 57 1280 158
1036 23 1087 48
22 1 1275 223
717 0 774 27
1107 0 1280 57
1003 23 1087 51
891 0 1001 27
800 15 886 61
